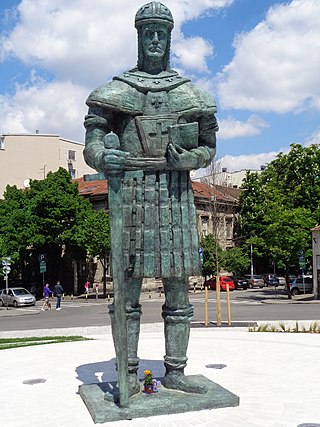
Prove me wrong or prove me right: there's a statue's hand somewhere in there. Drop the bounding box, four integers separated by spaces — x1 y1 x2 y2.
101 148 129 173
167 143 199 170
100 132 129 174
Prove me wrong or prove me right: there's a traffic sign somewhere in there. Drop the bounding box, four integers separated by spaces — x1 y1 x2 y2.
2 257 11 266
38 254 46 262
39 260 46 273
299 260 306 270
2 265 11 274
199 247 204 265
299 255 305 270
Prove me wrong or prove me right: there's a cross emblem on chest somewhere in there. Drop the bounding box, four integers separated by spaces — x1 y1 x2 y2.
151 95 163 109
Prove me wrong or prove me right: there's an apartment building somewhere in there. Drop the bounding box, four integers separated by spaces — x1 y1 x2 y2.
0 133 95 197
193 166 265 189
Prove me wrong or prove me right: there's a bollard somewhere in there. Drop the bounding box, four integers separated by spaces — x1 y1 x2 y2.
193 285 196 293
71 294 73 300
148 289 151 299
107 293 111 302
62 293 65 300
204 284 209 327
85 292 88 302
226 283 231 326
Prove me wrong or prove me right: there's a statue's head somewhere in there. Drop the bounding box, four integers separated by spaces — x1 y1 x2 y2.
135 2 174 73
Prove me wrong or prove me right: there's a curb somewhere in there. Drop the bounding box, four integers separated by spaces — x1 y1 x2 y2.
0 308 41 317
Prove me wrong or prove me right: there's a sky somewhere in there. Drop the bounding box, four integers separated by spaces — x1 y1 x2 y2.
1 0 320 175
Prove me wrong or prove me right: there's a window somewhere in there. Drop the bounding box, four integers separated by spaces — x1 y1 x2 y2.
69 168 76 179
201 216 209 237
226 217 233 239
68 164 76 178
68 150 76 161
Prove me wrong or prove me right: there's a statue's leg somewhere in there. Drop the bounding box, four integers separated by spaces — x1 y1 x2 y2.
161 276 207 394
109 277 142 398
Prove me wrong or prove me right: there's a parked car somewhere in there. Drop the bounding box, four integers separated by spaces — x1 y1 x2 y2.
245 275 265 288
263 274 279 287
277 276 286 286
0 287 36 307
287 275 297 285
290 277 313 296
229 276 248 290
204 276 235 291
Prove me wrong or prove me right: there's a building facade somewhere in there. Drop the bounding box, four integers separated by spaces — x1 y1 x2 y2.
193 167 265 189
75 176 240 289
0 133 96 197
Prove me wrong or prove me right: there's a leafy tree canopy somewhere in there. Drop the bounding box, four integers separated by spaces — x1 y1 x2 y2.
200 234 223 278
237 144 319 273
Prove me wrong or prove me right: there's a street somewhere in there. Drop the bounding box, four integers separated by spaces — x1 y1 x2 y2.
0 287 319 332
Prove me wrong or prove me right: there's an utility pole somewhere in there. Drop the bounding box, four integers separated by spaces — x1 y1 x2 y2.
250 243 254 277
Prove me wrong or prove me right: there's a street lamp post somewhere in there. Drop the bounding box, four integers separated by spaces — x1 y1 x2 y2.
250 243 254 277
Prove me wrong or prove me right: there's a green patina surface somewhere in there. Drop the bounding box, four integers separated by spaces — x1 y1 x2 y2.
79 375 239 423
81 1 238 418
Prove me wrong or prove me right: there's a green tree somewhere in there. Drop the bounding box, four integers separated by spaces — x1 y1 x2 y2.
237 144 319 275
0 185 32 279
0 168 96 290
221 247 250 275
78 209 111 296
200 234 223 278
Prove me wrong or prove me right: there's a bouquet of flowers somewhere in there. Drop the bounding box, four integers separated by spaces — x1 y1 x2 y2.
143 369 160 394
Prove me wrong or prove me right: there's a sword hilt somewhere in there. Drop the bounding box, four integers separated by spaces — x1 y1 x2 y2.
104 132 120 150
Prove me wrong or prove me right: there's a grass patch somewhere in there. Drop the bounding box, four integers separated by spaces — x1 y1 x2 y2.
0 336 92 350
248 321 320 333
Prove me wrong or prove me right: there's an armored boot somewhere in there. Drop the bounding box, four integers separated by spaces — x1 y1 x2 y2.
108 302 142 399
161 304 207 394
126 304 142 397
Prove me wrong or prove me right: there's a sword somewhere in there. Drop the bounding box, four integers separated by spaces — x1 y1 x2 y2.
104 132 129 408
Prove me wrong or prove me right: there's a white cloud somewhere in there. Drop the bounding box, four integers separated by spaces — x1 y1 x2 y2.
194 151 279 178
218 115 268 139
217 0 320 114
305 129 320 145
218 151 279 172
0 0 234 140
0 73 88 141
173 35 213 72
1 0 233 87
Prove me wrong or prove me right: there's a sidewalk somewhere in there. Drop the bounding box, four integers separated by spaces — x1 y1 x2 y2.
1 323 320 426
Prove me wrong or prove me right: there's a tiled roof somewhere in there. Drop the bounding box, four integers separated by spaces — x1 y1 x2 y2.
73 177 239 203
192 181 239 203
73 177 108 196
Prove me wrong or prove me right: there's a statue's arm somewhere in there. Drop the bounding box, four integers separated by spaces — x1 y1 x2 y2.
84 105 129 173
83 105 112 172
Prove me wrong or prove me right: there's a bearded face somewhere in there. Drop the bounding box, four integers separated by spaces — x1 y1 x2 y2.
137 22 171 73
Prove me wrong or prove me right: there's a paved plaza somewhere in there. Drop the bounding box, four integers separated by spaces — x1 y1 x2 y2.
1 320 320 427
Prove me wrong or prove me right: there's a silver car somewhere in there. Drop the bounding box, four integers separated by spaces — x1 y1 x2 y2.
245 274 265 288
0 287 36 307
290 277 313 296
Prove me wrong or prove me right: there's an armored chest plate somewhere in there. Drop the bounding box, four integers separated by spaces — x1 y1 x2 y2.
135 113 178 157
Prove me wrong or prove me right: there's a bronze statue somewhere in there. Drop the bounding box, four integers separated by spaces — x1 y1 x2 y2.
84 1 218 404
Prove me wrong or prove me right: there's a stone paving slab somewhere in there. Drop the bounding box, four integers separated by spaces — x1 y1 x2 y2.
1 325 320 426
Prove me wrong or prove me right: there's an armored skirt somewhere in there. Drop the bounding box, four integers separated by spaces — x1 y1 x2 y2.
122 169 201 279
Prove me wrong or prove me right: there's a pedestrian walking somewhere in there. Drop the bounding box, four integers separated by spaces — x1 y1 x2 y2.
84 280 90 301
54 280 64 311
41 283 52 311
